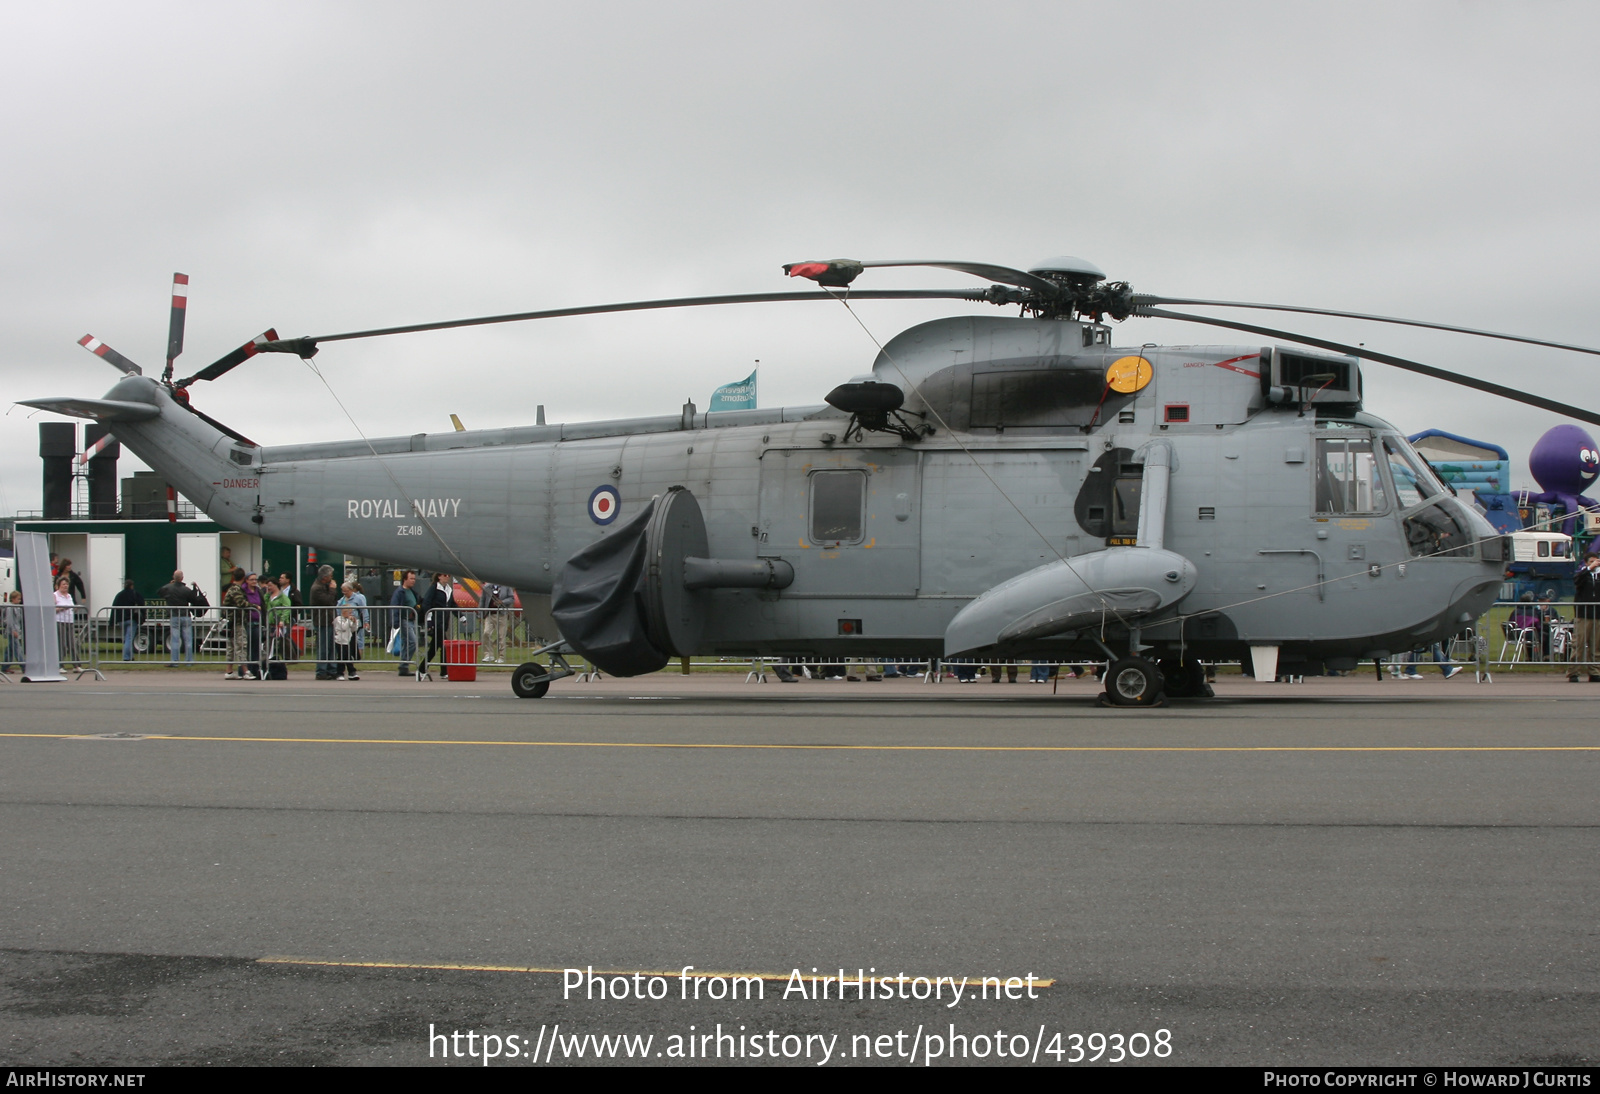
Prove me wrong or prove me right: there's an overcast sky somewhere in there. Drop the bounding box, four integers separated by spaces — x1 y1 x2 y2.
4 1 1598 516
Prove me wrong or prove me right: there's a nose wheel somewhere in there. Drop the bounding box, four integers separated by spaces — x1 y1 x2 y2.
1103 656 1165 706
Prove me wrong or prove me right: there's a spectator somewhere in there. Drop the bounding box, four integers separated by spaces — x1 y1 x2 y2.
220 567 242 677
2 590 23 675
417 572 454 681
333 600 360 681
54 576 81 672
223 568 265 679
218 545 234 590
265 577 292 671
479 581 512 664
57 557 86 603
309 564 339 680
390 570 420 677
157 569 196 666
335 582 363 681
1535 592 1566 661
346 579 370 660
111 578 145 662
277 574 303 608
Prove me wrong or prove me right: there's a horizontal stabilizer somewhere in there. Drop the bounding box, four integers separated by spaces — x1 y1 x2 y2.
17 397 160 422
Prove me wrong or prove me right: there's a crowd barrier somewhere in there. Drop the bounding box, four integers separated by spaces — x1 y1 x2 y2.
0 604 99 679
76 603 551 679
0 600 1590 682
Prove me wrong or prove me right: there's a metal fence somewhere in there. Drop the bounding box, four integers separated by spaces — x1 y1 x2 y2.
82 603 552 678
2 599 1589 682
0 604 100 680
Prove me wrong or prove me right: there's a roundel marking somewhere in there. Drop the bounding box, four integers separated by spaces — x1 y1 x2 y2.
1106 355 1153 394
589 485 621 525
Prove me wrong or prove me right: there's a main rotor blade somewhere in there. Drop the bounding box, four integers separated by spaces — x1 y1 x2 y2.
858 260 1062 295
1134 295 1600 358
164 273 189 381
77 335 142 376
254 288 990 357
176 328 279 387
1137 306 1600 428
782 259 1060 294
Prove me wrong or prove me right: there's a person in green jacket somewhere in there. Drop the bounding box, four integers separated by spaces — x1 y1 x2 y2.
264 577 293 669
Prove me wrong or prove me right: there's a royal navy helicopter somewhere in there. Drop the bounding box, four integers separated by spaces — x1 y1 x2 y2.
22 257 1600 705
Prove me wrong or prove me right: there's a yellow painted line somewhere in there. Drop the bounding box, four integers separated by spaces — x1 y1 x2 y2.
257 956 1053 987
3 731 1599 753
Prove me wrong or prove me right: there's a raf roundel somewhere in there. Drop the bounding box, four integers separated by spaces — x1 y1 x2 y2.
588 484 621 525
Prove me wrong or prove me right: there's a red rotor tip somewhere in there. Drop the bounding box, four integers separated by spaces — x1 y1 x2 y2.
785 262 831 280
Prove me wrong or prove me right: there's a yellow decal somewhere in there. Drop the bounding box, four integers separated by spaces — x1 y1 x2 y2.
1106 355 1153 394
1336 518 1372 531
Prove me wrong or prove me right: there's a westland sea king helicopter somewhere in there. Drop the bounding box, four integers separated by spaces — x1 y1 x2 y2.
23 257 1600 705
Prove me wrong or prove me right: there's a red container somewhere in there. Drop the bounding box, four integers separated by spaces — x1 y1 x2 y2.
443 639 480 681
290 625 307 654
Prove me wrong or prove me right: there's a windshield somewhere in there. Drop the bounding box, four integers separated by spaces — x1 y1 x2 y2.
1382 436 1445 509
1404 499 1474 559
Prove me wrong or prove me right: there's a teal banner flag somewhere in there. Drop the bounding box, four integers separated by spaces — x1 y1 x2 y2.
709 369 757 411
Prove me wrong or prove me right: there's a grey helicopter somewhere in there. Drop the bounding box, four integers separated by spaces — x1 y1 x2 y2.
23 257 1600 705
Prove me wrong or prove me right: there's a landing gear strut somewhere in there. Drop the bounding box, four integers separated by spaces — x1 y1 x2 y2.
511 641 579 699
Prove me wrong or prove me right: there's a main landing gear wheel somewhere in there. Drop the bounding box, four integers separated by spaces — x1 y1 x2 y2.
511 661 551 699
1104 656 1165 706
1159 657 1214 699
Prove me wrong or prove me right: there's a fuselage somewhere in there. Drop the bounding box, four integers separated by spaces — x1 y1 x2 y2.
93 324 1505 670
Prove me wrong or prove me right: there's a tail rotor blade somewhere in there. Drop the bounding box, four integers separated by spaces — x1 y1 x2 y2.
77 335 143 376
163 273 189 382
176 328 279 387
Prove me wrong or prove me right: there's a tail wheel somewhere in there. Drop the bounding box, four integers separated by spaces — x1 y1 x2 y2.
511 661 551 699
1159 657 1213 699
1105 656 1164 706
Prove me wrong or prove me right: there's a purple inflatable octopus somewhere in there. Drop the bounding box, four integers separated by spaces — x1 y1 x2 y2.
1524 424 1599 537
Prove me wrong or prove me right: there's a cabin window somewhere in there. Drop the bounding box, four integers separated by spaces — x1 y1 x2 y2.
1315 437 1386 514
810 470 865 544
1553 540 1568 558
1537 541 1550 558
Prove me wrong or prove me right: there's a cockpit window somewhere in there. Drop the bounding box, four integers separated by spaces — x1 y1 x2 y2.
1315 437 1387 514
1381 436 1445 508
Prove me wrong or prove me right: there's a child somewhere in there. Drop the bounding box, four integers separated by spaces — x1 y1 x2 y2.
333 605 360 681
